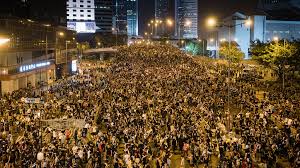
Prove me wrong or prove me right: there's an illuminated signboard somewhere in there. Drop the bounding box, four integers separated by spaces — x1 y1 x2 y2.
72 60 77 72
67 21 96 33
19 61 51 72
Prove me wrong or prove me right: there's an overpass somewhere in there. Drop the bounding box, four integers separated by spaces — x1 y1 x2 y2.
84 48 117 54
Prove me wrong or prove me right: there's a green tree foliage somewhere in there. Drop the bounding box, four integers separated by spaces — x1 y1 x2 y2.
219 41 244 62
251 40 298 76
185 41 206 56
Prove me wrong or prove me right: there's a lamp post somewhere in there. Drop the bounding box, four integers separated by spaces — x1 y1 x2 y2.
273 36 287 91
166 19 173 37
198 39 205 56
185 20 192 38
207 17 252 130
112 28 118 47
43 24 51 59
0 38 10 46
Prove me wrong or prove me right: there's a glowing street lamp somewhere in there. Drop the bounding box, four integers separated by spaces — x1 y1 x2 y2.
210 38 214 42
220 38 226 42
185 20 192 27
166 19 173 26
0 38 10 45
273 36 279 42
58 32 64 37
207 17 217 27
43 24 51 27
245 19 252 26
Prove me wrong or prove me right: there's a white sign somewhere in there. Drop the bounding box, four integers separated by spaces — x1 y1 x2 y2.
19 61 51 72
23 98 44 104
67 21 96 33
72 60 77 72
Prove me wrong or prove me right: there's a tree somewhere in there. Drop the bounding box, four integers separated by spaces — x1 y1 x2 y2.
251 40 298 77
219 41 244 63
250 40 270 66
185 41 206 56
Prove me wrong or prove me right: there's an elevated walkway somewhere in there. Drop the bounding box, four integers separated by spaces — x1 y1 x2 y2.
84 48 117 54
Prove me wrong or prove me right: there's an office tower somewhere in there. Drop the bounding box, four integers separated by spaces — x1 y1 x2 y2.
29 0 67 26
0 0 66 26
113 0 127 34
155 0 170 20
257 0 300 20
66 0 96 33
175 0 198 39
95 0 114 33
127 0 138 36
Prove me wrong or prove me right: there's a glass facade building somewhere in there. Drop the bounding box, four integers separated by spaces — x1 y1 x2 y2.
95 0 113 33
113 0 128 35
175 0 198 39
66 0 96 33
126 0 138 36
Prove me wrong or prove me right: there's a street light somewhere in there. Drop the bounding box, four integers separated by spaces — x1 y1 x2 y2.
185 20 192 27
245 19 252 26
273 36 279 42
207 17 217 27
206 16 252 129
220 38 226 42
65 40 71 65
112 27 118 47
198 39 205 56
58 32 64 37
166 19 173 26
0 38 10 45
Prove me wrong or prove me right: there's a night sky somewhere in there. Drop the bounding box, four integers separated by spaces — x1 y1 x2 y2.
139 0 259 35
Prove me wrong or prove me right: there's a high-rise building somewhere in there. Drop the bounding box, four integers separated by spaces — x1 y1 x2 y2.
94 0 113 33
29 0 67 26
175 0 198 39
0 0 30 18
0 0 66 26
155 0 170 20
113 0 128 35
127 0 138 36
155 0 173 36
66 0 96 33
257 0 300 20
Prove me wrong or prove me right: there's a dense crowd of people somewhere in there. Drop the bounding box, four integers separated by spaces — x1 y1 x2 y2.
0 44 300 167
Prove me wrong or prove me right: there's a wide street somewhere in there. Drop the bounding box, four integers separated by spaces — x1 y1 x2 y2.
1 44 299 167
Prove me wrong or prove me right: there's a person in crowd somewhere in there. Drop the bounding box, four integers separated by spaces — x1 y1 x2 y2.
0 44 299 167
